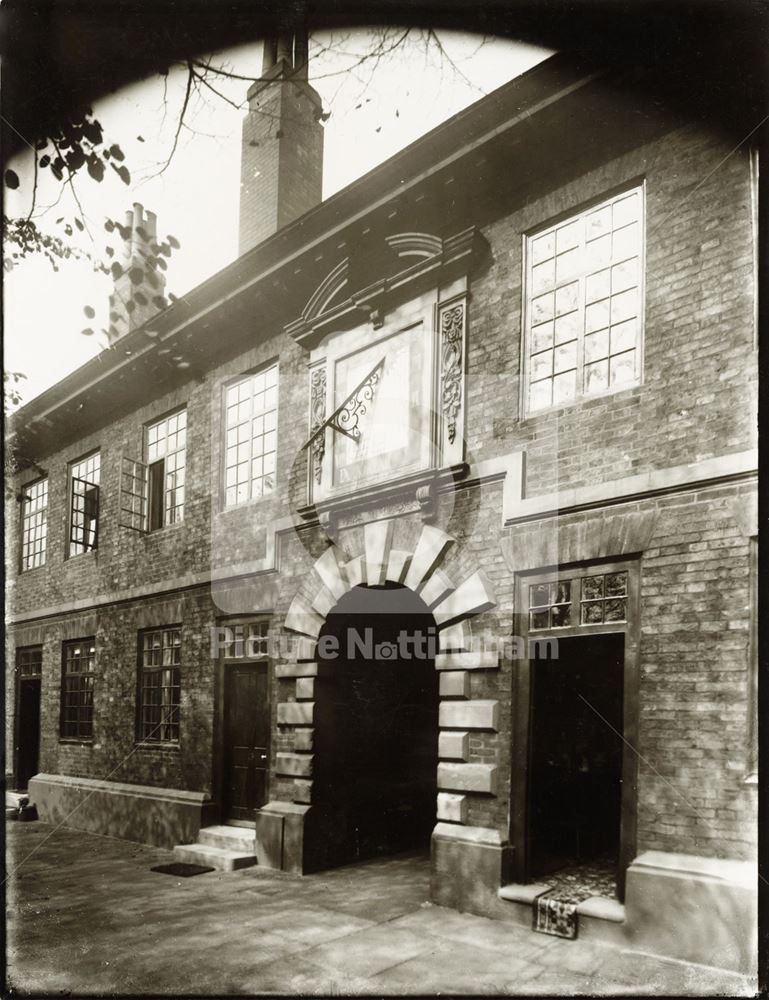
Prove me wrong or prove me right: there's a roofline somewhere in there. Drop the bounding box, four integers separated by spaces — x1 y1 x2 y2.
11 50 598 435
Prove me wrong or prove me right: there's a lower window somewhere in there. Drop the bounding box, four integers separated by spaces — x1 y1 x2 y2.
60 639 95 740
138 627 181 743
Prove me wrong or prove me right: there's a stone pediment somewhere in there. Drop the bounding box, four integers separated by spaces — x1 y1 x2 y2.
285 227 488 348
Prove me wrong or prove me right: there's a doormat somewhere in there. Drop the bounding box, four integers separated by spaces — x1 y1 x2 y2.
150 863 215 878
533 891 578 939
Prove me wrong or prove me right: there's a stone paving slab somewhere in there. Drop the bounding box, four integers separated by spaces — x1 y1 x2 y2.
6 822 757 996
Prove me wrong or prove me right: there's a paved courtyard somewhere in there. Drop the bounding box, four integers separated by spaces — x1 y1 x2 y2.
6 822 755 995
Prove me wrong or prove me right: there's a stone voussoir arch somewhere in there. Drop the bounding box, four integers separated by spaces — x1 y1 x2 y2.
273 519 503 830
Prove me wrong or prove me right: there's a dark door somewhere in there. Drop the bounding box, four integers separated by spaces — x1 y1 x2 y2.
527 633 624 885
223 664 270 821
16 678 41 790
314 583 439 870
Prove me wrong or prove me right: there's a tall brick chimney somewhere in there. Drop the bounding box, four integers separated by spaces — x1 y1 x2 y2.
239 32 325 255
108 203 166 344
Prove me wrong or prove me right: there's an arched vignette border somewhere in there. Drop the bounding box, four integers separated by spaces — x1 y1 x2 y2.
272 519 502 837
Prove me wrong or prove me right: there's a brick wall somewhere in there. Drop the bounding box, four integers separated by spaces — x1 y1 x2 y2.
468 123 756 495
7 103 756 863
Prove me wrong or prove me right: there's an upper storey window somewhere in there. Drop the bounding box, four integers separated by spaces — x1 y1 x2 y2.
21 478 48 571
524 185 644 414
69 451 100 556
224 364 278 506
146 409 186 529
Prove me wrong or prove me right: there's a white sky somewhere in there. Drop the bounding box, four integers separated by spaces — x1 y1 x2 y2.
5 30 551 407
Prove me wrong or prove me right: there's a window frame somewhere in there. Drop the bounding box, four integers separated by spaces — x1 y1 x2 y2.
20 476 48 572
59 637 96 742
220 361 279 510
144 407 187 532
520 180 646 419
136 625 182 746
526 564 632 637
511 557 641 898
67 450 101 557
16 645 43 678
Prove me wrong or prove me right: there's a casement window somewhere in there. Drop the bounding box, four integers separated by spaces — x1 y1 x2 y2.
224 364 278 506
137 627 181 743
21 478 48 571
17 646 42 677
119 409 186 533
524 185 644 414
60 638 95 740
146 410 186 530
69 452 100 556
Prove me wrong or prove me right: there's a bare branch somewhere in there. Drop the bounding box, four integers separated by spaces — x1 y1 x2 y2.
145 61 194 180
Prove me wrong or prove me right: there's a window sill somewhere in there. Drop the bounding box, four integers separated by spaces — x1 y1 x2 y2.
143 520 185 538
65 549 98 564
218 492 277 515
521 380 642 422
19 562 47 576
134 741 181 752
58 738 94 746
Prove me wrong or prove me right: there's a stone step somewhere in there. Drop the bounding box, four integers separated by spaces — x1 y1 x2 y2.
6 792 29 810
172 843 256 872
197 825 256 853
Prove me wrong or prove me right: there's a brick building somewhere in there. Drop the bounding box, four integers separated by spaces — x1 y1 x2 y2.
6 42 757 971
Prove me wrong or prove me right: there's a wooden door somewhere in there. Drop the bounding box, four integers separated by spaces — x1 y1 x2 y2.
222 664 270 821
16 678 41 790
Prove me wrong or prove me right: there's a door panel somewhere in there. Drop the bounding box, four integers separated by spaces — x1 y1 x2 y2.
223 664 270 821
16 678 41 790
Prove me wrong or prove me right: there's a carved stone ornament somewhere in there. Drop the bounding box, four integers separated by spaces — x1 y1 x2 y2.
310 367 327 484
440 302 464 444
335 363 383 441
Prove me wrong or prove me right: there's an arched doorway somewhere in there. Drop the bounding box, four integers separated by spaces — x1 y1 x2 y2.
312 583 439 870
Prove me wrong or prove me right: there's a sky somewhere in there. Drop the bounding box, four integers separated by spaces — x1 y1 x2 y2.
5 29 552 407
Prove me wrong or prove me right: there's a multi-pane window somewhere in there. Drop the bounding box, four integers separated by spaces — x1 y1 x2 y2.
60 639 95 740
525 186 644 413
69 452 100 556
221 621 270 658
138 628 181 743
147 410 186 529
17 646 42 677
528 571 628 630
529 581 573 629
224 365 278 506
21 478 48 570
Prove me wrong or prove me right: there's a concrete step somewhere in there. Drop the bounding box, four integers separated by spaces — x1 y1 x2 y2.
197 825 256 853
172 843 256 872
6 792 29 810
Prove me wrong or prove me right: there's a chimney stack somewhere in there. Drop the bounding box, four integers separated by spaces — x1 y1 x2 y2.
108 203 166 344
238 32 325 255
